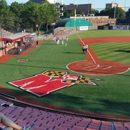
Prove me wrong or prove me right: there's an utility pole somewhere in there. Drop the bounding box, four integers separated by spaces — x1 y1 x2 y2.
88 0 89 16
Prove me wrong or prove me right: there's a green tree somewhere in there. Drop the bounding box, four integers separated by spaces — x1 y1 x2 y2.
3 10 15 29
41 1 59 32
90 9 99 16
0 0 14 29
99 7 125 19
21 1 58 33
21 1 39 30
0 0 8 15
126 8 130 19
10 2 24 28
0 0 8 24
64 7 74 17
0 0 61 32
114 7 125 18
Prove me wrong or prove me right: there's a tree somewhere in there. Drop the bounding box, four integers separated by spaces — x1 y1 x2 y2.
64 7 74 17
90 9 99 16
99 7 125 19
114 7 125 19
0 0 8 15
21 0 59 33
10 2 24 28
41 1 59 32
0 0 8 24
0 0 60 32
0 0 14 29
76 9 83 15
3 10 15 29
126 8 130 19
21 1 41 31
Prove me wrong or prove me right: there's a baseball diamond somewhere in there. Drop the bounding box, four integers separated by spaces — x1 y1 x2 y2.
0 30 130 120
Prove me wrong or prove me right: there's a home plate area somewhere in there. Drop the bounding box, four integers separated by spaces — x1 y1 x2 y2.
8 70 101 97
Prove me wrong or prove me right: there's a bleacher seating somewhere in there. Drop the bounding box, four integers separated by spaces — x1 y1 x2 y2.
1 29 13 37
0 98 129 130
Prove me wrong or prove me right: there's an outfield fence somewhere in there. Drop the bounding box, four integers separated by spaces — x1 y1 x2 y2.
54 25 130 33
54 26 97 34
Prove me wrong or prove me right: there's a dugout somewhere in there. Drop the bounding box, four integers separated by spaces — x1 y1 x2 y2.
2 32 34 55
55 18 92 28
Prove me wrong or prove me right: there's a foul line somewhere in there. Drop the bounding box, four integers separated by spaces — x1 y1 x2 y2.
76 33 97 64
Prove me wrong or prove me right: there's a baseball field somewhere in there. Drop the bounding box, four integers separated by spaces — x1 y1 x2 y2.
0 30 130 118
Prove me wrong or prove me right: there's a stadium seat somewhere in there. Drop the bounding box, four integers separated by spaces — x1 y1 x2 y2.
0 98 129 130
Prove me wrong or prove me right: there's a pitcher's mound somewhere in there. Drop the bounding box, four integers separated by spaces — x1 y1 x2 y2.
67 60 130 75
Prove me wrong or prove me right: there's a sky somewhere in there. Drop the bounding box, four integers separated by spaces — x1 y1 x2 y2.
6 0 130 10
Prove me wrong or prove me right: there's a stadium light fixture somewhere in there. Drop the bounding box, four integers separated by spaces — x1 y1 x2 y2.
88 0 89 16
125 0 126 11
113 0 117 25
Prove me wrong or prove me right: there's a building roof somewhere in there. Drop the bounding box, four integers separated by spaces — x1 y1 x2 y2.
55 18 92 27
55 18 72 27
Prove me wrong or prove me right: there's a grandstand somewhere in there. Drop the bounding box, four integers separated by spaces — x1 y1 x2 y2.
1 29 13 37
0 95 130 130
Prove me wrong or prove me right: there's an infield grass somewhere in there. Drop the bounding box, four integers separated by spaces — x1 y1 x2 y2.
0 30 130 117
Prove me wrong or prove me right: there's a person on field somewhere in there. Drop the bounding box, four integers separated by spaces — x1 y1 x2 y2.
56 37 59 45
82 44 88 54
0 113 34 130
66 36 68 41
64 36 68 46
53 35 56 42
61 38 64 45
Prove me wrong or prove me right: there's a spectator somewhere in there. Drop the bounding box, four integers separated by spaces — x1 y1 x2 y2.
0 113 34 130
36 40 39 47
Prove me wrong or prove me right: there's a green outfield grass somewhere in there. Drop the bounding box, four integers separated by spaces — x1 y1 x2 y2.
0 30 130 117
90 42 130 64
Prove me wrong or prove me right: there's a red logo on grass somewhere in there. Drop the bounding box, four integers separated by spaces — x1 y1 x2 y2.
8 70 101 97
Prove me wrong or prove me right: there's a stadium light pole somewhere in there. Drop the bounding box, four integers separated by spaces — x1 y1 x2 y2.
125 0 126 11
88 0 89 16
113 0 117 25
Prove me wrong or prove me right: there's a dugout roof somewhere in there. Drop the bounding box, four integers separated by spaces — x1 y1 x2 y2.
2 32 31 41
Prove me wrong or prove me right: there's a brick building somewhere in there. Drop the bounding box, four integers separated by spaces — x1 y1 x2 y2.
106 3 124 10
65 3 94 16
